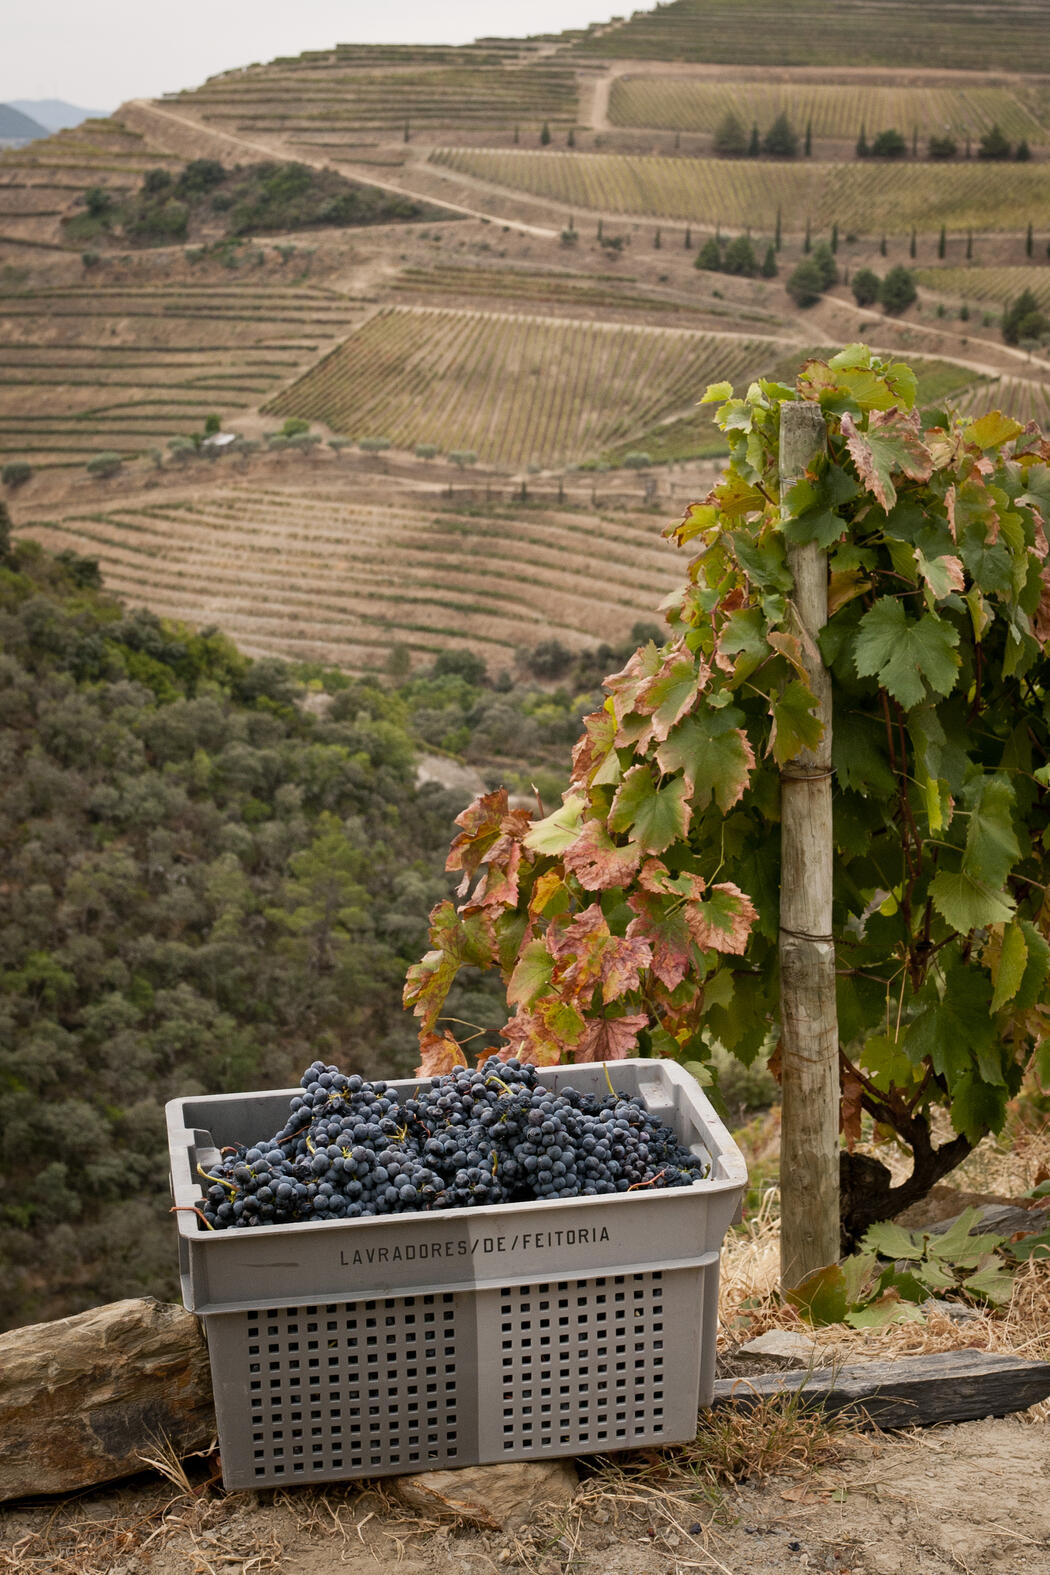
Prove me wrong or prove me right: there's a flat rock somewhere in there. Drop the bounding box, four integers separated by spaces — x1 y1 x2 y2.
394 1459 578 1529
737 1329 826 1367
0 1297 214 1503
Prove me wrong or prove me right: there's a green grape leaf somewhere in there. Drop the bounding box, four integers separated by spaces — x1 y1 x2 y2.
1014 922 1050 1012
962 1263 1015 1306
958 521 1013 597
964 775 1020 890
845 1292 924 1329
991 919 1029 1012
506 939 555 1008
964 411 1025 451
929 870 1015 932
949 1073 1010 1145
853 599 960 709
769 679 823 764
841 408 934 511
862 1221 924 1261
903 966 997 1080
700 380 734 405
915 547 965 603
523 793 585 854
656 709 756 812
608 765 691 854
783 463 859 549
786 1261 848 1327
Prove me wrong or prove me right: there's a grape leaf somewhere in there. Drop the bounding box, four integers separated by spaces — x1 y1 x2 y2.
862 1221 924 1261
915 548 965 602
786 1261 848 1326
903 966 997 1080
991 919 1029 1012
576 1012 648 1063
562 819 642 890
608 765 691 854
769 678 824 764
929 869 1015 931
626 893 693 990
841 408 934 511
962 1263 1015 1305
416 1032 469 1076
1014 922 1050 1011
949 1072 1009 1144
964 775 1020 890
523 793 585 854
782 463 859 549
636 651 705 741
656 709 755 812
507 938 555 1008
964 411 1025 451
684 882 758 955
853 599 960 709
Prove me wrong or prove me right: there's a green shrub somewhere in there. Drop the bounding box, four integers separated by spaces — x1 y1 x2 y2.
448 449 478 468
811 240 837 289
978 123 1012 159
328 436 350 452
851 267 881 307
695 235 721 271
723 234 758 276
85 452 122 479
1001 288 1050 346
414 443 440 459
870 128 907 158
281 417 310 438
880 264 918 314
2 461 31 488
762 112 798 158
786 256 825 307
713 111 747 157
928 134 957 160
623 451 652 469
359 436 392 453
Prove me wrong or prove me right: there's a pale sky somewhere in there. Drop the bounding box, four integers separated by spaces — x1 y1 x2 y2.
3 1 626 112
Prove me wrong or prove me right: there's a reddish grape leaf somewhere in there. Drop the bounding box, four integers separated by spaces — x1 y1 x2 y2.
497 1007 567 1067
840 1061 865 1150
626 893 694 991
446 788 509 876
576 1012 649 1063
562 818 642 890
415 1032 469 1077
597 931 653 1004
570 707 617 787
841 408 934 512
635 646 708 742
684 882 758 955
403 901 496 1029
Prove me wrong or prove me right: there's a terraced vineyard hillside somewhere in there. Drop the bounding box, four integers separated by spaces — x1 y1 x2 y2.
565 0 1050 72
608 77 1047 145
0 282 363 466
21 487 679 670
916 266 1050 311
430 147 1050 234
264 308 782 467
165 56 579 157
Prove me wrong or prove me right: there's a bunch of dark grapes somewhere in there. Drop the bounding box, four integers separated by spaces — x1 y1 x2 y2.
195 1057 708 1230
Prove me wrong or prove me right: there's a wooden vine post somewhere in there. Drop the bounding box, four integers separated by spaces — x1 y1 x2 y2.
778 400 840 1287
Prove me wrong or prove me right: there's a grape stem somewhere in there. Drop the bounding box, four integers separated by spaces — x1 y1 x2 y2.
197 1164 237 1194
171 1204 216 1230
627 1170 667 1191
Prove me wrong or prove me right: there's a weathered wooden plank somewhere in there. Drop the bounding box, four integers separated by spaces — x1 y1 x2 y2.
0 1297 215 1503
711 1349 1050 1429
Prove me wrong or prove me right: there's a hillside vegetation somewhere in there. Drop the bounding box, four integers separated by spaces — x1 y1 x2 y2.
0 525 661 1328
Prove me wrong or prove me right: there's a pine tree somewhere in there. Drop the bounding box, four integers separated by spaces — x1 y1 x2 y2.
938 225 946 259
761 243 777 278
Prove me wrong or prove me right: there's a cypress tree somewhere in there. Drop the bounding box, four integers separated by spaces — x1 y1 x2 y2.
804 119 812 156
567 126 575 148
803 216 811 253
540 120 551 146
404 119 411 143
513 124 520 144
830 222 838 253
966 228 973 259
938 225 946 259
685 224 692 248
880 234 887 256
912 124 918 156
748 122 760 157
775 207 782 250
1026 222 1034 257
654 227 661 248
856 123 869 158
910 228 917 259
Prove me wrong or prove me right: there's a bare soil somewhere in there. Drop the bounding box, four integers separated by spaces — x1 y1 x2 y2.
3 1416 1049 1575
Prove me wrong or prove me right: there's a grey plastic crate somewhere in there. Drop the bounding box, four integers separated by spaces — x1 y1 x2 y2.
166 1058 746 1490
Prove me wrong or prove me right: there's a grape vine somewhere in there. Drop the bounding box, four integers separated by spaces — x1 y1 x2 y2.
404 344 1050 1240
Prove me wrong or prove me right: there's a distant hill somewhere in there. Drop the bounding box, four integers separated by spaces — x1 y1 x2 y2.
0 103 47 143
6 97 109 131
